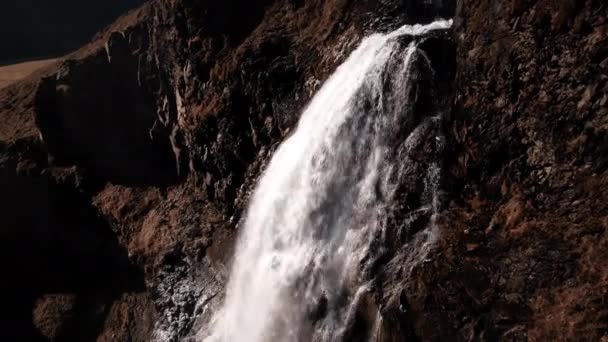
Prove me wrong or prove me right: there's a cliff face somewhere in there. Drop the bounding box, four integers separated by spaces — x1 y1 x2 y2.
0 0 606 340
415 0 608 340
394 1 608 340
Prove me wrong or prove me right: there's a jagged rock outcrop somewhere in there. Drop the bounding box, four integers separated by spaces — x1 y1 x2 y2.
1 0 606 341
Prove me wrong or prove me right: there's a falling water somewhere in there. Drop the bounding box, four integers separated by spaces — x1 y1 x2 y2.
203 19 452 342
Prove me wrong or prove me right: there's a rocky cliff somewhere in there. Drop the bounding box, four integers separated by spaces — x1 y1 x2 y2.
441 1 608 339
0 0 606 341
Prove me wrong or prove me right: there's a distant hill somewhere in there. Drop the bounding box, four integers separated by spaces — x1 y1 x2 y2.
0 0 144 65
0 58 57 89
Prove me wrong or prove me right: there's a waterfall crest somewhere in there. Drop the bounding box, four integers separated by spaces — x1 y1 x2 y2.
203 19 452 342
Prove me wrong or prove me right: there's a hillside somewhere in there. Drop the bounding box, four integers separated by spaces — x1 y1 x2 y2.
0 0 606 340
0 59 58 89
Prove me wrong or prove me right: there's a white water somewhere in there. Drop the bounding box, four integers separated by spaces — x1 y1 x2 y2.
203 19 452 342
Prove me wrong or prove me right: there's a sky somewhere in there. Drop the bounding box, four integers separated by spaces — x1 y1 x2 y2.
0 0 144 64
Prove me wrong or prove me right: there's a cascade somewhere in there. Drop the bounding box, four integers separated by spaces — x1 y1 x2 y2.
202 19 452 342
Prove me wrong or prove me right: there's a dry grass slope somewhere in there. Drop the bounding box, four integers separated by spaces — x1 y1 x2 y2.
0 59 57 89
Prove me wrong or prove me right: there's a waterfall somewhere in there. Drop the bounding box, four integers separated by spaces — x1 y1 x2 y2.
202 19 452 342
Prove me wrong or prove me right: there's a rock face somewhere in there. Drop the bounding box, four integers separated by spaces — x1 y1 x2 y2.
0 0 606 341
438 1 608 340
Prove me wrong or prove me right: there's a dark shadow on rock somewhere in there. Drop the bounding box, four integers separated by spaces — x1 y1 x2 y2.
34 33 181 188
419 34 456 83
402 0 456 24
0 167 147 341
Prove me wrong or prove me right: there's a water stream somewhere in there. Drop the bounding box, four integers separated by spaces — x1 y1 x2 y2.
203 19 452 342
